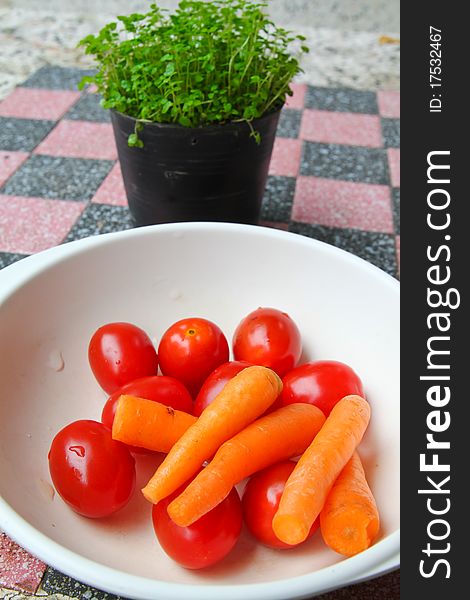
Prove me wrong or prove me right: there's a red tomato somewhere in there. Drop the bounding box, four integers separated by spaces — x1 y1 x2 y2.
152 482 242 569
48 420 135 518
193 361 252 416
158 318 229 398
101 375 193 431
242 460 319 549
232 307 302 377
88 322 158 394
279 360 364 416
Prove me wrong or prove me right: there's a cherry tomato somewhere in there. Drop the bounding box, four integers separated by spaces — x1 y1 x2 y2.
242 460 319 549
88 322 158 394
101 375 193 431
193 361 252 416
48 420 135 518
152 481 242 569
278 360 364 416
158 317 229 398
232 307 302 377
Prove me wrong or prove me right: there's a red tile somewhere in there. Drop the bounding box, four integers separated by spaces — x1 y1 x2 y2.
268 138 302 177
0 532 47 593
388 148 400 187
92 162 127 206
34 120 117 160
300 109 382 147
377 90 400 118
285 83 307 109
292 176 394 233
0 151 29 187
0 88 80 120
0 195 85 253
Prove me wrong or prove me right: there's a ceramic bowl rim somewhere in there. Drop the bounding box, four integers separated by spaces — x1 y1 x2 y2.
0 222 400 599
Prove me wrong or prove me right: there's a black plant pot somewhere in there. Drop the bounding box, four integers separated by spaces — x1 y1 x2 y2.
110 109 281 226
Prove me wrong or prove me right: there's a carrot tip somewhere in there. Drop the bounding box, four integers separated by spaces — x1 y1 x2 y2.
272 513 310 546
141 486 159 504
167 500 190 527
320 510 380 557
169 509 197 527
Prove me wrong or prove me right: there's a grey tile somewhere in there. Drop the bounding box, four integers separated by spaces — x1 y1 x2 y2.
276 109 302 138
21 66 95 91
0 117 55 152
261 176 296 222
381 118 400 148
305 86 378 114
65 93 111 123
0 252 28 269
1 155 114 201
289 221 398 277
63 203 135 242
41 567 126 600
301 142 389 185
392 188 400 234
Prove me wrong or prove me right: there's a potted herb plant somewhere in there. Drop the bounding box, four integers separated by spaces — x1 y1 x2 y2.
79 0 308 226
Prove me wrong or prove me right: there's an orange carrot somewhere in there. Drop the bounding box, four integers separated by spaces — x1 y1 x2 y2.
320 451 380 556
272 394 370 545
168 403 326 526
141 365 282 504
112 395 197 453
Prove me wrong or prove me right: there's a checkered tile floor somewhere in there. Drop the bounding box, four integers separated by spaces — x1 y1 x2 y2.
1 65 400 276
0 66 400 598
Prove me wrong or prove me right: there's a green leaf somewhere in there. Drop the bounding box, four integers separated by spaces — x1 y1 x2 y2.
128 133 144 147
161 99 173 113
164 62 175 76
250 129 261 145
77 75 95 91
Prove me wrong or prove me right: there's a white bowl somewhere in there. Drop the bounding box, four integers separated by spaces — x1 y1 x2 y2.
0 222 399 599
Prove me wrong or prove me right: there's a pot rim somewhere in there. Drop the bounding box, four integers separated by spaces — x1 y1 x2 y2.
110 104 283 132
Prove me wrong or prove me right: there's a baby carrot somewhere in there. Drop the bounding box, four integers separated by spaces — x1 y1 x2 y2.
141 365 282 504
112 395 197 452
168 403 326 526
112 395 197 453
320 451 380 556
272 394 370 545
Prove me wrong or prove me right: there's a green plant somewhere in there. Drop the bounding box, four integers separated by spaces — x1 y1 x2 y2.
78 0 308 145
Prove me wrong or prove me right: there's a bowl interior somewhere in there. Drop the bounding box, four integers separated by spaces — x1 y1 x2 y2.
0 223 399 595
